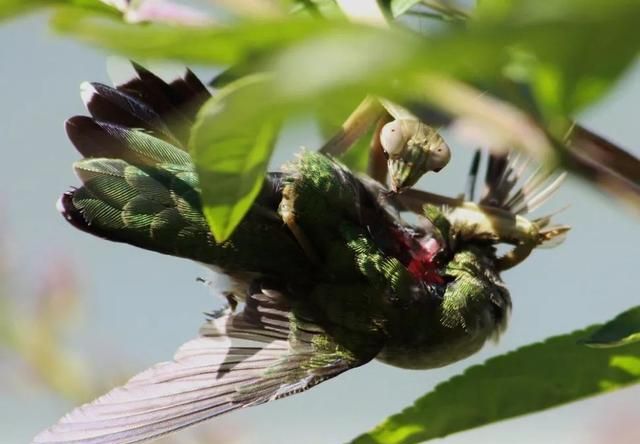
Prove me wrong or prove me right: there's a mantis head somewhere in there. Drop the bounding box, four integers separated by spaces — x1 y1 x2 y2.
380 119 451 192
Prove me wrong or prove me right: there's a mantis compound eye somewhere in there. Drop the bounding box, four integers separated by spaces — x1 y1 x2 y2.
380 120 406 157
428 140 451 172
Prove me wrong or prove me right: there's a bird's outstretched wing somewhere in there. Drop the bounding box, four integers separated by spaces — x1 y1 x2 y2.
33 284 375 444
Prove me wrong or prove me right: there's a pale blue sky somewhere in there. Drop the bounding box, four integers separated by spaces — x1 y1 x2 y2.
1 8 639 444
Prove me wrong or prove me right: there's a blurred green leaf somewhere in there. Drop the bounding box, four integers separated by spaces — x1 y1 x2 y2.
352 319 640 444
583 306 640 348
474 0 640 121
50 1 640 118
33 0 640 254
0 0 113 21
123 2 635 238
51 7 352 65
0 0 53 20
476 0 639 22
191 75 281 242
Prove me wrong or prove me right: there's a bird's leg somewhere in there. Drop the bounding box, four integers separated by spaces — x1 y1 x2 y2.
319 96 386 157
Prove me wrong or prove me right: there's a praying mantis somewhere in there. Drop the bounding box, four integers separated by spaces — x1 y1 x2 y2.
319 96 451 192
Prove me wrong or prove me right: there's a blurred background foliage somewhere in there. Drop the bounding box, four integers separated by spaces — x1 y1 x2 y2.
0 0 639 443
0 228 243 442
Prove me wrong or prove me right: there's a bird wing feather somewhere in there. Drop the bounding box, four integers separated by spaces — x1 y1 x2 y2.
33 287 369 444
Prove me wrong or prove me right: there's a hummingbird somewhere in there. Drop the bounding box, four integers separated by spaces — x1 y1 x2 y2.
34 63 568 444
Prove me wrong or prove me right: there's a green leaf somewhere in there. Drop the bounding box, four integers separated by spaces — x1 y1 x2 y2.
191 75 281 243
582 306 640 348
353 318 640 444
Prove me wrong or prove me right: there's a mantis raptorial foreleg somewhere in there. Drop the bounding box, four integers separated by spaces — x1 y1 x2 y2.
368 112 393 184
319 96 452 191
319 96 386 157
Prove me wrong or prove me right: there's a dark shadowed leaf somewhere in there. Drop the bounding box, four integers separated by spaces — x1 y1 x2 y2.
352 318 640 444
583 306 640 348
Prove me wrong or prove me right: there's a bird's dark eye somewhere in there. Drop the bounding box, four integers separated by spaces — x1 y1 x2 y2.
433 167 443 172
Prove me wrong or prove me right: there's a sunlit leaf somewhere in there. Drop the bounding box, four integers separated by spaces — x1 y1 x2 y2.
583 306 640 348
353 318 640 444
191 75 281 242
